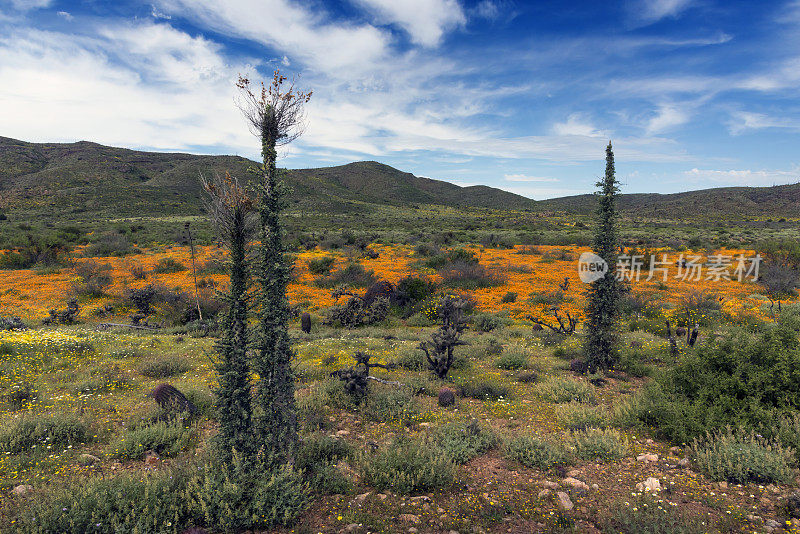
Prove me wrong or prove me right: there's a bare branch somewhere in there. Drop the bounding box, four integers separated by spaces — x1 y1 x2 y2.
235 70 312 145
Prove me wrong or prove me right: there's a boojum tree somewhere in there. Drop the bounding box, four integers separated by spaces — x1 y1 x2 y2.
202 172 256 463
236 71 311 462
583 142 621 373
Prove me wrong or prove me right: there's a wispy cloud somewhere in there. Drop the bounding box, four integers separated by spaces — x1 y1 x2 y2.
629 0 694 25
350 0 465 46
684 166 800 186
504 173 558 182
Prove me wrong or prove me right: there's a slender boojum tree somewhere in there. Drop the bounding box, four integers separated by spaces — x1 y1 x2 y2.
584 142 621 372
203 172 256 463
236 71 311 462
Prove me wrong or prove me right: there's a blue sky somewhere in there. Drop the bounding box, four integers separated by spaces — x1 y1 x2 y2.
0 0 798 199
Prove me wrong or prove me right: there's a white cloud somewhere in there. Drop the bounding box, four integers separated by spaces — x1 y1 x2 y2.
281 55 290 66
728 111 800 135
646 103 690 134
155 0 391 76
551 113 607 137
631 0 694 24
0 25 254 154
151 5 172 20
57 10 72 21
8 0 51 10
683 167 800 186
503 173 558 182
352 0 465 46
473 0 499 20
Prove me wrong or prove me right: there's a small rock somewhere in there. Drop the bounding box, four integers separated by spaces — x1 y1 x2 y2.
766 484 780 494
541 479 559 490
408 528 418 533
144 451 160 466
12 484 33 496
566 469 580 478
345 524 360 533
409 495 430 502
377 493 388 500
399 514 420 524
678 457 690 467
563 477 590 491
645 438 655 445
110 461 122 471
718 481 728 490
636 477 661 492
336 429 350 437
354 492 371 502
637 453 659 463
437 507 445 513
78 453 101 466
669 446 681 454
591 483 599 491
765 519 780 528
538 489 551 499
556 491 574 511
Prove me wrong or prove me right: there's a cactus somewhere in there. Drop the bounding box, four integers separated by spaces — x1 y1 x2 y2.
419 295 468 379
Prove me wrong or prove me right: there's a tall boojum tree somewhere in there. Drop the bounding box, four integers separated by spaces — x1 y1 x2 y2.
202 172 256 462
583 142 621 373
236 71 312 462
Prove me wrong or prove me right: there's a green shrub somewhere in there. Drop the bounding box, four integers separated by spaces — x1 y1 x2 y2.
111 421 192 460
0 413 90 454
362 387 419 425
296 434 354 494
393 348 427 370
72 260 113 297
184 387 215 419
432 419 498 464
359 437 456 494
138 357 191 378
495 349 528 370
318 263 376 288
535 377 597 404
692 427 795 484
557 402 608 430
571 428 628 462
296 434 352 471
504 434 571 469
186 453 309 531
406 312 434 327
603 491 704 534
398 276 437 303
501 291 517 303
153 257 186 273
633 326 800 443
457 377 509 401
528 291 564 306
10 468 190 533
75 365 132 394
307 256 335 275
474 313 502 332
439 261 504 289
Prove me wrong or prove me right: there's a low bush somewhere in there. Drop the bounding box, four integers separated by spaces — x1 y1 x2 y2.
570 428 628 462
439 261 504 289
138 357 192 378
362 387 419 425
75 365 132 394
495 348 528 370
406 312 434 327
153 257 186 273
359 437 456 494
296 434 354 494
318 263 376 288
528 291 565 306
556 402 608 430
0 413 90 454
457 377 509 401
504 433 571 470
111 421 193 460
307 255 335 275
9 468 191 533
535 377 597 404
501 291 517 303
393 348 427 370
84 231 133 257
692 427 794 484
186 453 309 531
627 326 800 444
432 419 498 464
603 491 704 534
72 260 113 297
473 313 502 332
